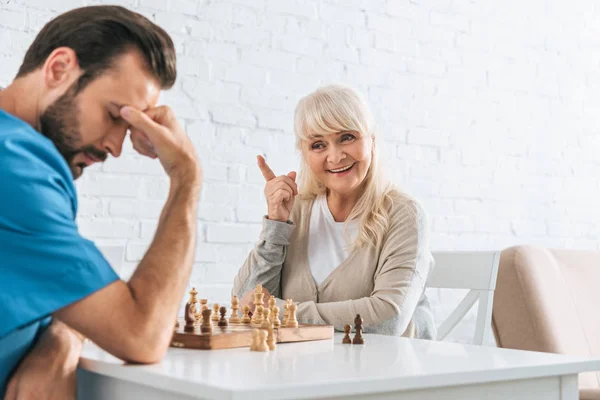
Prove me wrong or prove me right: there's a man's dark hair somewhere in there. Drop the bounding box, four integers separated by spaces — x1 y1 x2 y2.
16 5 176 92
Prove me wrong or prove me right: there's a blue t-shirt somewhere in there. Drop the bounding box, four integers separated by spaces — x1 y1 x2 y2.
0 109 119 394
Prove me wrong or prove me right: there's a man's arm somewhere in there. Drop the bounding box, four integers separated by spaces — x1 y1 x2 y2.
54 106 201 363
4 321 83 400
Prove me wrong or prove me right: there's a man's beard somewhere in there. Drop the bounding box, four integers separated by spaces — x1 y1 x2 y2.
39 86 106 179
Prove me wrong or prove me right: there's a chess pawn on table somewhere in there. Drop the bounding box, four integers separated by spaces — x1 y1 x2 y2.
342 324 352 344
254 305 264 325
212 303 220 322
267 324 276 351
287 303 298 328
281 303 288 327
200 309 212 333
251 329 269 352
352 314 364 345
241 304 251 324
261 309 271 329
218 306 228 327
272 306 281 328
229 296 241 323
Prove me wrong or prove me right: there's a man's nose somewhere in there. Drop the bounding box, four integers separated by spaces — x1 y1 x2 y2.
102 126 128 158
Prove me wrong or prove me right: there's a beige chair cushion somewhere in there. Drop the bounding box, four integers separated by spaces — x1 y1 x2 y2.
492 246 600 397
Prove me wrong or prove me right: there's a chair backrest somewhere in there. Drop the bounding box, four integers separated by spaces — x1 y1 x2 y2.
427 251 501 345
97 244 126 272
492 246 600 392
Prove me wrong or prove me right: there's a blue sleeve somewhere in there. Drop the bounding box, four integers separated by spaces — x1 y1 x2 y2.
0 135 119 338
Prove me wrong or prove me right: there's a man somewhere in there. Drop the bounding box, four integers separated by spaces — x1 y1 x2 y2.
0 6 201 398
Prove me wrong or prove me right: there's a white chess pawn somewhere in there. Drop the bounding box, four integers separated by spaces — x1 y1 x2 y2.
255 329 269 352
261 309 271 329
272 306 281 328
267 325 276 351
287 303 298 328
230 296 241 323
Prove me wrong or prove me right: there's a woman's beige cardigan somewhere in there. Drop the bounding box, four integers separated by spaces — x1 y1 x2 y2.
232 192 436 338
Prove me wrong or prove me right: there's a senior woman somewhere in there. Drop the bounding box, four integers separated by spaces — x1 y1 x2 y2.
232 84 435 339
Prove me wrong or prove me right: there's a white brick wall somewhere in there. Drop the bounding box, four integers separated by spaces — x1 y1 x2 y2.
2 0 599 344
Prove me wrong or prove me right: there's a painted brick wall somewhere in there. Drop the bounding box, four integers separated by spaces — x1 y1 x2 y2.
2 0 598 344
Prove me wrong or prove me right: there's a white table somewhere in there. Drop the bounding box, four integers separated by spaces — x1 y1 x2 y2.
78 333 600 400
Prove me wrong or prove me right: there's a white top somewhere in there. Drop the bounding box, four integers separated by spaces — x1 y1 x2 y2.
79 333 600 400
307 195 359 286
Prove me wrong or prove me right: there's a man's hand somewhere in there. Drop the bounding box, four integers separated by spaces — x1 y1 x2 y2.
257 155 297 222
121 105 201 183
5 321 83 400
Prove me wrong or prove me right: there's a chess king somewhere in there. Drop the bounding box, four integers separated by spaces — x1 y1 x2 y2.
233 85 436 339
0 6 201 398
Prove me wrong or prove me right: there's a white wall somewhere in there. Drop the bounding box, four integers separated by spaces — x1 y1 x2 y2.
2 0 599 343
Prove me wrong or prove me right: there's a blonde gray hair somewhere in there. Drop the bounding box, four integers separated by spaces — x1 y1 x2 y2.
293 84 398 249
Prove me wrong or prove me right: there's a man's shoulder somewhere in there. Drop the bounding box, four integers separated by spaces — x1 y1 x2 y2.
0 110 76 219
0 110 69 179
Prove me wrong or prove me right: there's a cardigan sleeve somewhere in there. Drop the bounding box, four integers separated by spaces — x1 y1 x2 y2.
232 217 295 298
295 200 434 337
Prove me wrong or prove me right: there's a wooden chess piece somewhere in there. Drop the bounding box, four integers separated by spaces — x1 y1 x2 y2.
250 329 259 351
352 314 364 344
184 302 196 332
267 324 276 351
255 329 269 352
342 324 352 344
200 309 212 333
241 304 251 324
254 305 264 325
261 309 271 329
199 299 208 322
251 285 265 324
272 306 281 328
287 303 298 328
268 295 276 316
282 301 289 327
184 287 199 332
211 303 220 322
218 306 228 327
229 296 241 323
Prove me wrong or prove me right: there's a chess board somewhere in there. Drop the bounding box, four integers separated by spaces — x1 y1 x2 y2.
171 319 334 350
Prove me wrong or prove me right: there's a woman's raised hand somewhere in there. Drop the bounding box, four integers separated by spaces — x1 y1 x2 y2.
257 155 297 222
